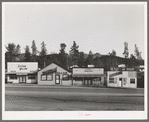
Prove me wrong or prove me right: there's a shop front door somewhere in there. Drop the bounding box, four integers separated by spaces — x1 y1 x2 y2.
55 75 60 84
118 78 122 87
84 79 92 85
19 76 26 83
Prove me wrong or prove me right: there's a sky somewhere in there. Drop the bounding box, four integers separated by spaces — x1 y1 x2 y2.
3 2 146 59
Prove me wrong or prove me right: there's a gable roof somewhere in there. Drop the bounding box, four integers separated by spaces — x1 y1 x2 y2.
41 62 71 73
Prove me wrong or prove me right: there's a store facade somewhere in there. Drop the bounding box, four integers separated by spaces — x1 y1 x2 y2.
72 68 105 86
38 62 72 85
6 62 38 84
107 68 137 88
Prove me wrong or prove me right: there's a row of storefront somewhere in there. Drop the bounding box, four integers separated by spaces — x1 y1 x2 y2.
5 62 142 88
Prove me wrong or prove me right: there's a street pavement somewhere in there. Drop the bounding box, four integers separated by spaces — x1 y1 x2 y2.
5 84 144 111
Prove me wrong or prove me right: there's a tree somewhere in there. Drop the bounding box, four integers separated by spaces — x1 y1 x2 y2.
40 41 47 67
31 40 38 55
40 41 47 56
6 43 17 55
134 44 142 60
24 45 31 62
78 52 85 67
59 43 67 68
109 50 116 68
84 51 94 66
123 42 129 58
69 41 79 66
130 54 136 60
111 50 116 56
5 43 17 62
16 44 21 55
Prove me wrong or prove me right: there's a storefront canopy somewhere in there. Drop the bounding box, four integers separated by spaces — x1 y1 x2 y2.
5 72 37 75
42 67 57 75
72 74 106 78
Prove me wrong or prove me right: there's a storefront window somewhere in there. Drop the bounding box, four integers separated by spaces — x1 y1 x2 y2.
63 74 69 80
119 78 122 81
41 74 53 81
109 77 114 83
47 75 53 81
130 79 135 83
10 75 17 80
41 75 46 81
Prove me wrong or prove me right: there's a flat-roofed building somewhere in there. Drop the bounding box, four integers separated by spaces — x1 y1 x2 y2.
6 62 38 84
72 67 106 86
107 68 137 88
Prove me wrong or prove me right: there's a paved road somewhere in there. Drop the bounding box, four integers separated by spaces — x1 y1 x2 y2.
5 84 144 111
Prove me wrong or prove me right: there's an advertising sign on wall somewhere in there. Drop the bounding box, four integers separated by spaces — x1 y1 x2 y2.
73 68 104 74
8 62 38 73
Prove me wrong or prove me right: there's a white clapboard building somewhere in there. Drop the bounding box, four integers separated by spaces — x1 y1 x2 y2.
107 68 137 88
6 62 38 84
38 62 72 85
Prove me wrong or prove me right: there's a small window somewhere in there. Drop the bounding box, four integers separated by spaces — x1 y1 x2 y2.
10 75 17 80
130 79 135 83
63 74 69 80
47 75 53 81
109 77 114 83
41 75 46 81
119 78 122 81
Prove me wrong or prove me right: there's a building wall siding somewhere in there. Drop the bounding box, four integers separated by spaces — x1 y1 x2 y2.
38 63 71 85
107 71 137 88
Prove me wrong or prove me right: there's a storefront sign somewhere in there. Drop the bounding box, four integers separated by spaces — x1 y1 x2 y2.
84 69 92 72
110 67 135 71
56 72 67 75
18 64 28 70
127 68 134 71
8 62 38 73
73 68 104 74
16 73 27 75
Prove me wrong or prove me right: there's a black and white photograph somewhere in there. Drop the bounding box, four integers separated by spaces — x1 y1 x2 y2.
2 2 147 120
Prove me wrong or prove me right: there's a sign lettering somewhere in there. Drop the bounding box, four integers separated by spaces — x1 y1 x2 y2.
84 69 92 72
18 65 28 70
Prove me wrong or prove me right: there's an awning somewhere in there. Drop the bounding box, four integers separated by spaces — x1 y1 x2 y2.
5 72 37 75
72 74 106 78
43 67 57 75
109 71 122 78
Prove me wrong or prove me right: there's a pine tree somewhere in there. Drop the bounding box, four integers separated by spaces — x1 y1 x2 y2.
78 52 85 67
31 40 38 55
111 50 116 56
40 41 47 67
84 51 94 66
134 44 142 60
24 45 31 62
5 43 17 62
59 43 67 68
16 44 21 55
123 42 129 58
69 41 79 66
40 41 47 56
